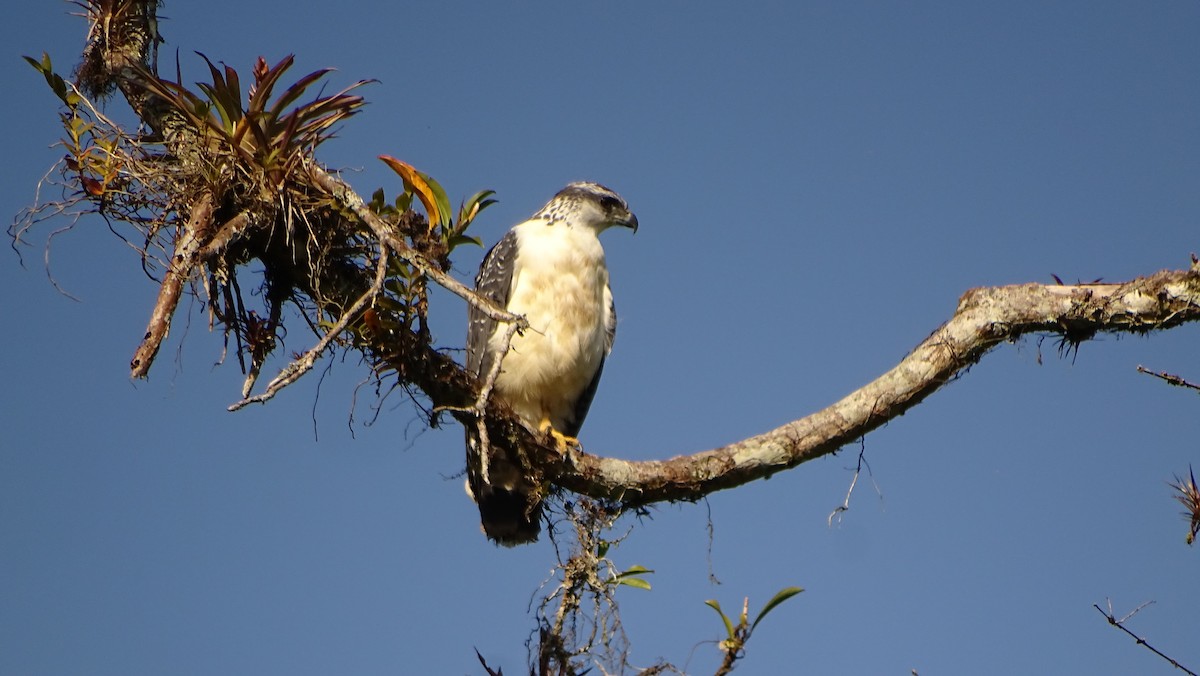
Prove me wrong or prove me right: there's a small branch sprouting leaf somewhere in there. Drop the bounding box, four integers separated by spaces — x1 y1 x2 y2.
610 565 654 591
750 586 804 633
708 587 803 675
704 599 736 643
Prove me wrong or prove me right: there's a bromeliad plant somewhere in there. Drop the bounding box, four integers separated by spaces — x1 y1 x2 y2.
17 47 496 407
134 54 370 189
1171 465 1200 545
127 54 379 393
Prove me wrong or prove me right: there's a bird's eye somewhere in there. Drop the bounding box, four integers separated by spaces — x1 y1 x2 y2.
598 195 621 212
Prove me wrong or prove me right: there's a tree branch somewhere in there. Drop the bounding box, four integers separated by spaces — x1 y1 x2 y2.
1137 365 1200 393
129 191 214 377
308 165 525 326
1093 601 1198 675
557 266 1200 507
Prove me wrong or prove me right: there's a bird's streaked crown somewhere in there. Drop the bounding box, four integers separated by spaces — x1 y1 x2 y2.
533 181 638 232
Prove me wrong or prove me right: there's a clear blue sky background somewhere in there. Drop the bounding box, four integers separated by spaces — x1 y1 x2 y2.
3 2 1199 674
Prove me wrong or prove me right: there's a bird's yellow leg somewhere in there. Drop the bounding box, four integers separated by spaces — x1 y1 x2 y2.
538 417 580 453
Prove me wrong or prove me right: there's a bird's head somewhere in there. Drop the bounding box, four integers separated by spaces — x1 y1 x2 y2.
534 181 638 234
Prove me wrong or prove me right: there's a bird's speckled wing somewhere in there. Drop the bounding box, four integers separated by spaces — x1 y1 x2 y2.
467 229 519 379
465 228 541 545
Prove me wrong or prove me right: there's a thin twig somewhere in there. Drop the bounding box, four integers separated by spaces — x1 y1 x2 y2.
471 320 524 483
828 439 880 526
1093 601 1198 676
475 320 523 415
308 163 525 326
1137 365 1200 392
437 318 525 483
196 210 253 258
226 243 390 411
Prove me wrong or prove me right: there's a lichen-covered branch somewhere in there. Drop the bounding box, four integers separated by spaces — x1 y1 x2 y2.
129 191 213 377
557 265 1200 507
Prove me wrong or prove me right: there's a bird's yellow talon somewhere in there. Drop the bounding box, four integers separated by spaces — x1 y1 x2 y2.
545 427 581 453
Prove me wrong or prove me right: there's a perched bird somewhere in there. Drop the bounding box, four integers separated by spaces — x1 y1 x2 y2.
465 182 638 545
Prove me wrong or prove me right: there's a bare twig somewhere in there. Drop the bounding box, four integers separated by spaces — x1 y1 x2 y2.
533 500 640 675
308 164 525 327
196 210 253 259
227 241 391 411
827 438 882 526
1137 365 1200 393
469 320 524 483
1093 600 1198 676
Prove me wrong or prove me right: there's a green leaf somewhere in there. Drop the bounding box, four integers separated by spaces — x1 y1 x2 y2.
448 234 483 251
375 296 407 313
22 54 44 74
248 56 292 116
423 172 453 231
611 564 654 590
596 539 610 558
24 53 70 105
617 577 651 591
129 65 225 139
749 586 804 633
68 117 93 138
456 189 498 231
195 82 234 133
265 61 327 119
196 53 244 133
705 599 736 641
23 53 47 76
387 261 414 281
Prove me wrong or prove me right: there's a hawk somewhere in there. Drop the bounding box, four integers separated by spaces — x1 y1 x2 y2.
465 182 638 545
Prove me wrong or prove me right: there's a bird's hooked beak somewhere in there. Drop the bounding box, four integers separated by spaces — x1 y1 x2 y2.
615 210 639 233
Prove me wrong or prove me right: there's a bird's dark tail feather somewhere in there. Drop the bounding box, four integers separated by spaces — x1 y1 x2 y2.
477 487 542 546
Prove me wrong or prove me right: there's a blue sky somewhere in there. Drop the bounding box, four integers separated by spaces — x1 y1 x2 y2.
3 2 1199 673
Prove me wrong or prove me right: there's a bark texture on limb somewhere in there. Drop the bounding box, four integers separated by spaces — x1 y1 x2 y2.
555 267 1200 507
129 192 213 377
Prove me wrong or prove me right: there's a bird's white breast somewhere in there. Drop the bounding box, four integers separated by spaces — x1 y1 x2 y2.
489 220 611 429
